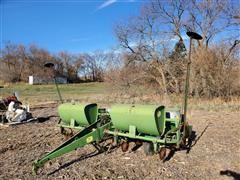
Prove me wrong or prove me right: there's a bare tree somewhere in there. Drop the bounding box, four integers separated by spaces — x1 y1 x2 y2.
186 0 239 48
113 0 240 98
57 52 84 82
114 0 189 97
81 51 108 82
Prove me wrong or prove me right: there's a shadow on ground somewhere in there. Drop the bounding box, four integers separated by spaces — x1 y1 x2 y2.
187 122 211 153
163 122 210 162
37 115 58 123
47 150 104 176
220 170 240 180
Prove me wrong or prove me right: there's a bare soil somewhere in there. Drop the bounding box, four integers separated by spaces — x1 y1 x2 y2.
0 103 239 180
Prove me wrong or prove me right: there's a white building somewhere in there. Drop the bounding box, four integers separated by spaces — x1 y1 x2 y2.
28 76 67 85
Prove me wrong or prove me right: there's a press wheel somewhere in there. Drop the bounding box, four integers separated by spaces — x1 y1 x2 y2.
159 147 167 160
121 141 129 152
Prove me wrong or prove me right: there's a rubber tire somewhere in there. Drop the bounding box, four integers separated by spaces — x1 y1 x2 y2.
159 147 167 160
121 141 129 152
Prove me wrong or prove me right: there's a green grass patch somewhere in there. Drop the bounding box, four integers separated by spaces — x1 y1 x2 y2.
0 82 108 104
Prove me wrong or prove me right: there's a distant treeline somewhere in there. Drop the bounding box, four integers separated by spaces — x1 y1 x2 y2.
1 0 239 98
0 44 112 83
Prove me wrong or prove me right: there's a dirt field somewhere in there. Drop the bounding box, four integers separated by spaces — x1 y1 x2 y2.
0 103 239 180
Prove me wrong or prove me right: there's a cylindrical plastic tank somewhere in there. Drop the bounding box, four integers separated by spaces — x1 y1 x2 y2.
58 103 98 126
109 104 165 136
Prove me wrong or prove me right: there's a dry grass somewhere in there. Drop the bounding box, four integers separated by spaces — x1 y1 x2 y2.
77 93 240 112
1 82 239 112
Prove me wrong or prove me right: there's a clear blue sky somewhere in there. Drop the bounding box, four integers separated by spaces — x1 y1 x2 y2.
1 0 145 53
